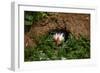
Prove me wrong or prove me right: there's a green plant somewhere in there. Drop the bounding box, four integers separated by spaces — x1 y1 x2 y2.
24 33 90 61
24 11 48 25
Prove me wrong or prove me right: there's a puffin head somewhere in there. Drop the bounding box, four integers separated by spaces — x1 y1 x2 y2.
53 33 64 46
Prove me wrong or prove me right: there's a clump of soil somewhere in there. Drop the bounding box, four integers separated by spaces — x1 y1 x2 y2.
24 13 90 48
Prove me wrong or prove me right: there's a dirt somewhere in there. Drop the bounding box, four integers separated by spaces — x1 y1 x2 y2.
24 13 90 48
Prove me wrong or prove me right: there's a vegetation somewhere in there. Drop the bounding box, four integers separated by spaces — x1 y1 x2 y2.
24 11 47 25
24 33 90 61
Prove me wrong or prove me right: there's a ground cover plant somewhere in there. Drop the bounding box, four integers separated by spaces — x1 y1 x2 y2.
24 33 90 61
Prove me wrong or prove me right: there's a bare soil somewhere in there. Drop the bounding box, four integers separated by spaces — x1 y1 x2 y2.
24 13 90 48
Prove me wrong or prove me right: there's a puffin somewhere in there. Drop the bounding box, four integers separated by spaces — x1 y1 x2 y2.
52 29 69 46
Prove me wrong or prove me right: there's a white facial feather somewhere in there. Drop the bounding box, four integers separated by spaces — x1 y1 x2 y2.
53 33 64 41
59 33 64 41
